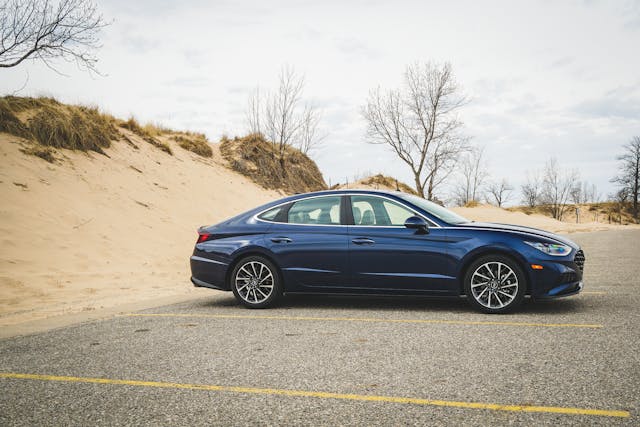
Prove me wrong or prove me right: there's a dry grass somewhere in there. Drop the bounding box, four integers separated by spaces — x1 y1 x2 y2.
19 145 56 163
0 99 32 138
172 133 213 158
120 116 172 155
1 96 117 155
360 174 418 195
220 133 327 193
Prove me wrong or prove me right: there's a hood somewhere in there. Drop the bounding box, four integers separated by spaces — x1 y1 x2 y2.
460 222 579 249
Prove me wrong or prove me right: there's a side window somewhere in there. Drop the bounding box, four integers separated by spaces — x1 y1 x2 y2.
383 200 415 225
288 196 341 225
351 196 415 226
258 206 283 222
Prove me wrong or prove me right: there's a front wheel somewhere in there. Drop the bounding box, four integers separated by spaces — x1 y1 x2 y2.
464 255 526 314
231 256 282 308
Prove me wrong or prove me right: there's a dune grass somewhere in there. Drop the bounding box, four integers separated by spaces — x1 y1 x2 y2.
1 96 117 155
19 145 56 163
172 133 213 158
220 133 327 193
120 116 173 155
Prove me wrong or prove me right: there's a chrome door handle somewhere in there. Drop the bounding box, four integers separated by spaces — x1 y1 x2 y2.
270 237 292 243
352 237 375 245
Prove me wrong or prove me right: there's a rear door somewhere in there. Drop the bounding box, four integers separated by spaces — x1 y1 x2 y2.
347 195 454 293
264 195 350 291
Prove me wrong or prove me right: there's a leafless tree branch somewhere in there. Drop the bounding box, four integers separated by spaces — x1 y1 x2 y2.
362 62 468 199
0 0 108 74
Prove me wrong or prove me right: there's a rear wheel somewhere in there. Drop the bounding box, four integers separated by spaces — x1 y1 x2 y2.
231 256 282 308
464 255 526 314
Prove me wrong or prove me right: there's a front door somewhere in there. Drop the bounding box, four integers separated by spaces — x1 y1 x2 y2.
347 195 454 293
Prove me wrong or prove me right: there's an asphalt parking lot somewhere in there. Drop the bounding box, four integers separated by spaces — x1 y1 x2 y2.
1 230 639 426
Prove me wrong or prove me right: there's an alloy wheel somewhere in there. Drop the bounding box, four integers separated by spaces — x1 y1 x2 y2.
470 261 519 309
234 260 274 304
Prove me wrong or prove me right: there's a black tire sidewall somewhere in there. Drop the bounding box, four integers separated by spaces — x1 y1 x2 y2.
230 255 282 308
464 254 527 314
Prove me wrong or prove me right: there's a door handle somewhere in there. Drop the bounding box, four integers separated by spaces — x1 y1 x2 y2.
270 236 292 243
352 237 375 245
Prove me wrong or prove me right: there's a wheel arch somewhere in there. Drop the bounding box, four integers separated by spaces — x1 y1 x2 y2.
225 247 284 290
457 246 532 295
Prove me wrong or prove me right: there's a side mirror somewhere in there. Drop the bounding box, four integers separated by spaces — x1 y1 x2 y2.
404 216 429 234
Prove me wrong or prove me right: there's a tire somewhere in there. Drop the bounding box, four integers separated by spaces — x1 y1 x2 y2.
230 256 282 308
464 254 526 314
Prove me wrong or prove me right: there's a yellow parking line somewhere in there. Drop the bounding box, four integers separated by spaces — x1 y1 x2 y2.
582 291 607 295
0 372 628 418
120 313 603 329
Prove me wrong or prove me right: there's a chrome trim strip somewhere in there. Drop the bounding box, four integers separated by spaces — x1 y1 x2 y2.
254 193 440 228
359 272 455 279
190 256 228 266
283 267 340 274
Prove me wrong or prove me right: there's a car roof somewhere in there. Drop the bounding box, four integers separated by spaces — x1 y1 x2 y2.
283 188 410 201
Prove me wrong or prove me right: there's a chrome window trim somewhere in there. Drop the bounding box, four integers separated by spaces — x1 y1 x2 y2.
253 193 441 228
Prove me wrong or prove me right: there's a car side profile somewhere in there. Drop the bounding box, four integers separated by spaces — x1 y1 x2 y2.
190 190 585 313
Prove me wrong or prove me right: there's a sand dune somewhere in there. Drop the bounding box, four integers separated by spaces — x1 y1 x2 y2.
0 133 280 327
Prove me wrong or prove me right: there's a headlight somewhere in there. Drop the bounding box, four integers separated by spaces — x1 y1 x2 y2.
524 241 571 256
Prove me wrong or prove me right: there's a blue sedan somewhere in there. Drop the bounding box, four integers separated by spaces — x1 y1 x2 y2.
190 190 585 313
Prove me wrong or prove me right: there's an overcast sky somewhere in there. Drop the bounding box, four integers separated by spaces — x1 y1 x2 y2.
2 0 639 203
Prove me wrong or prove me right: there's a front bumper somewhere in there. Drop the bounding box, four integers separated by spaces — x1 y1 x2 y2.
535 281 583 300
528 249 585 299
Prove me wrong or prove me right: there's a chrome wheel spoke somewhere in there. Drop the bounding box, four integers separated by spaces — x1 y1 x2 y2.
471 281 490 288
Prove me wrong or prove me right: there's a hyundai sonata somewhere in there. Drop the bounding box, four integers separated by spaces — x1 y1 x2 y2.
190 190 585 313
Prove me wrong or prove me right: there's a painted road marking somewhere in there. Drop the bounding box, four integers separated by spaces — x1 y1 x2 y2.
582 291 607 295
121 313 603 329
0 373 629 418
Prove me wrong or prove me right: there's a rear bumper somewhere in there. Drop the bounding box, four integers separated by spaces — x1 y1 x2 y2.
191 276 228 291
190 255 230 290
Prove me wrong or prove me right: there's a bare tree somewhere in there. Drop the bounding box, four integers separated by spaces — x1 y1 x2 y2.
245 66 323 165
486 179 514 208
0 0 108 73
297 105 323 155
540 158 579 220
570 180 599 205
362 62 468 199
521 170 542 208
611 136 640 220
246 86 262 135
452 147 487 206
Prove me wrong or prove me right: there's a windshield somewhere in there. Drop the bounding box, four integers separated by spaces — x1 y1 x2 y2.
398 194 470 225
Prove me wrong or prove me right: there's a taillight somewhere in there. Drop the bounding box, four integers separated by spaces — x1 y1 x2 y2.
197 233 212 243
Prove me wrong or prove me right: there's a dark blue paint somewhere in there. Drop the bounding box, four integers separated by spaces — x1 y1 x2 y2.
190 189 584 299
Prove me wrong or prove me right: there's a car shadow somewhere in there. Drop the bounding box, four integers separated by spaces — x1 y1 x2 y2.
194 293 590 316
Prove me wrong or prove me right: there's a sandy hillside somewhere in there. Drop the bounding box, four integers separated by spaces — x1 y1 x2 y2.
0 132 281 327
